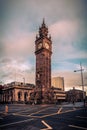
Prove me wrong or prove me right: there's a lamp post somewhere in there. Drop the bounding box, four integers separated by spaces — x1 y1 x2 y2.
74 62 85 106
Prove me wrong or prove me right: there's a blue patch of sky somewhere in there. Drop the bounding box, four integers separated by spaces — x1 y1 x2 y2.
52 61 73 71
67 59 87 66
27 56 35 64
73 38 87 52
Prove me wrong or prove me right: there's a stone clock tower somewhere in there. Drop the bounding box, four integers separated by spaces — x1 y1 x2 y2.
35 19 52 91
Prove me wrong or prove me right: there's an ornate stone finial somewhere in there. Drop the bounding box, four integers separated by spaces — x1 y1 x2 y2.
43 18 45 24
42 18 45 27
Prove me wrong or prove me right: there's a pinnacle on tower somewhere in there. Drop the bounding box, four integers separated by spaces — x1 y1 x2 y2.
39 18 48 37
42 18 45 27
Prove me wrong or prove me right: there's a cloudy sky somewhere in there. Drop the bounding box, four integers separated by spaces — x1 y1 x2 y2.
0 0 87 91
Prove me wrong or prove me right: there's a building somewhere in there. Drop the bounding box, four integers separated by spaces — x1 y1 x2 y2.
53 87 66 103
52 77 64 91
66 87 86 102
52 77 66 102
1 82 35 104
34 19 53 103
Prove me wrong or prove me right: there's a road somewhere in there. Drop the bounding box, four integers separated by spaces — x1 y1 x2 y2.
0 102 87 130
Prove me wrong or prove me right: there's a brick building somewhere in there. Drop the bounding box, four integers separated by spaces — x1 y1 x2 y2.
66 87 86 102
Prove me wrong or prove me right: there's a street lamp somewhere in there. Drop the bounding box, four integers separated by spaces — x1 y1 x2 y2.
74 62 85 106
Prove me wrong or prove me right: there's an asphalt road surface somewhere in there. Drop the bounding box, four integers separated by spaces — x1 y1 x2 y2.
0 103 87 130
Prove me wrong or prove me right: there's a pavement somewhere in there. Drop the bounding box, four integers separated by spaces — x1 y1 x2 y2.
62 102 85 107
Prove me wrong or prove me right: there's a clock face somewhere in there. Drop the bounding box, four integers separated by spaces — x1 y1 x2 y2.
38 43 42 49
45 42 49 49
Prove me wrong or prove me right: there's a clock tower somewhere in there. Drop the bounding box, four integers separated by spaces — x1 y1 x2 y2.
35 19 52 91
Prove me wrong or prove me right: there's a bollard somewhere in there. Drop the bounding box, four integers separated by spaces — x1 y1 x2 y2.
5 105 8 114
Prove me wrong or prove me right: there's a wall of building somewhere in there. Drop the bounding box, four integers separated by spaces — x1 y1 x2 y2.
1 82 34 103
66 88 86 102
14 88 32 102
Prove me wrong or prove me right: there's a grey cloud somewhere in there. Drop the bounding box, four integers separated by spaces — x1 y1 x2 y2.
0 57 12 64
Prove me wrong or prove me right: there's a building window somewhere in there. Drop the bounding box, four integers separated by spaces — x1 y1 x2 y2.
18 92 22 101
24 92 28 102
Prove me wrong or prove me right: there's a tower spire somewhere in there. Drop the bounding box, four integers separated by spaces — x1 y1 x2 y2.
42 18 45 27
39 18 48 37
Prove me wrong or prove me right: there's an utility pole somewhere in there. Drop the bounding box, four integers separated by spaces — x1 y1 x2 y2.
74 62 85 107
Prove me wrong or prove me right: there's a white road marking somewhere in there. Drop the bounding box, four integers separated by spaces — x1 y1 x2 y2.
69 125 87 130
76 116 87 119
57 107 62 114
41 120 52 130
0 118 34 128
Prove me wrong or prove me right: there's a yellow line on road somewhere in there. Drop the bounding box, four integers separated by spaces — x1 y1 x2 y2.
29 111 57 118
39 107 83 118
69 125 87 130
61 108 83 114
0 118 34 128
57 107 62 114
29 107 52 116
12 113 29 117
12 107 83 119
41 120 52 130
15 107 37 114
39 112 58 118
